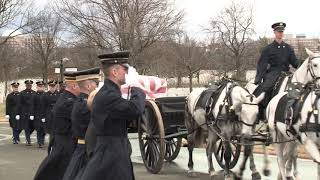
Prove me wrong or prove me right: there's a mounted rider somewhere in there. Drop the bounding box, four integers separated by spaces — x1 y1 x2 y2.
253 22 300 119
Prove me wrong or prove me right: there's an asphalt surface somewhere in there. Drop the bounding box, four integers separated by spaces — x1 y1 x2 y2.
0 122 318 180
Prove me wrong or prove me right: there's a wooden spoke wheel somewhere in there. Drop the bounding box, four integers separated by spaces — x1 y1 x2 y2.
164 137 182 162
213 137 241 169
138 100 165 174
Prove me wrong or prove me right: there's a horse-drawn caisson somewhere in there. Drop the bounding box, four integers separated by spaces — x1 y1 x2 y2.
133 48 320 180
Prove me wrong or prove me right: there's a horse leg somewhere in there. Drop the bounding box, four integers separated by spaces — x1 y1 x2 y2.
235 135 252 180
274 140 287 180
293 154 301 180
249 149 262 180
284 142 298 180
207 130 218 178
301 136 320 163
187 133 198 177
262 144 271 176
223 140 233 180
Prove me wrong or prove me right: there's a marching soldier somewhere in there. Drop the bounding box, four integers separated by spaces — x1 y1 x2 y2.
20 80 36 145
5 82 22 144
45 80 59 154
63 67 100 180
80 51 146 180
33 81 47 148
34 72 80 180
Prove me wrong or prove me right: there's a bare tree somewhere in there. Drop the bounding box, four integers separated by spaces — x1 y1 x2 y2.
207 1 254 79
25 9 63 83
171 34 209 91
55 0 183 70
0 43 22 96
0 0 33 45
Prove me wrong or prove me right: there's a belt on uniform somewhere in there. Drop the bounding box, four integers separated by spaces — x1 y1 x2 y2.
77 139 85 144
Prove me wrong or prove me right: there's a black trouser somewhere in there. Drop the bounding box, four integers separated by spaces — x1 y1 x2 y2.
36 128 46 145
12 128 21 141
253 71 281 107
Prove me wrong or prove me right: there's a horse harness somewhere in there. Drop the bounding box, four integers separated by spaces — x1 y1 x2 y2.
205 79 258 129
299 86 320 136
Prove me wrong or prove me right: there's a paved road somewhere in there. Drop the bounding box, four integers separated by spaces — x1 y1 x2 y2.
0 122 317 180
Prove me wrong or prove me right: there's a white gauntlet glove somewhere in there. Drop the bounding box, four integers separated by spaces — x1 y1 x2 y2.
5 115 9 119
30 116 34 121
125 66 141 87
41 118 45 123
15 115 20 120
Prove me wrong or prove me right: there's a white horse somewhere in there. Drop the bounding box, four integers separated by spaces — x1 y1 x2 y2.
264 49 320 180
185 80 264 180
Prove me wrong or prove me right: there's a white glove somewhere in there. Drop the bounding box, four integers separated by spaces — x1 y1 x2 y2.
41 118 45 123
15 115 20 120
5 115 9 119
125 66 140 87
30 116 34 120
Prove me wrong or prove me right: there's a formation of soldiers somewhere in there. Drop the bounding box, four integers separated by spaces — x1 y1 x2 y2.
5 80 64 147
6 51 145 180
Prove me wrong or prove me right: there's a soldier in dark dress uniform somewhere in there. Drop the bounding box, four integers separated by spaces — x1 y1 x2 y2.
33 81 47 148
253 22 300 117
80 51 146 180
5 82 22 144
34 73 80 180
58 81 66 94
62 67 100 180
20 80 36 145
45 80 60 154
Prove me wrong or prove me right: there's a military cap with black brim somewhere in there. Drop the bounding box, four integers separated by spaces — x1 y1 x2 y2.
48 80 57 86
25 80 33 84
36 81 45 86
11 82 19 86
272 22 286 32
64 71 77 82
75 67 100 81
98 51 130 68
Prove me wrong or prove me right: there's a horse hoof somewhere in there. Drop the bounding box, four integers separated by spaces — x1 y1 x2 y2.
187 170 199 177
286 177 294 180
234 175 242 180
224 176 233 180
251 172 261 180
263 169 271 176
294 173 302 180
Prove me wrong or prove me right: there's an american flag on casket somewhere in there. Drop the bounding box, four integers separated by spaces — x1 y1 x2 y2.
121 75 167 100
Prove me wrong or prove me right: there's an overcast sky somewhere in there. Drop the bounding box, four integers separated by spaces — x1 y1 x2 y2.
31 0 320 39
175 0 320 39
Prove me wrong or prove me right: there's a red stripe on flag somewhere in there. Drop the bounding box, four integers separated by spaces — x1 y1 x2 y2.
148 77 156 92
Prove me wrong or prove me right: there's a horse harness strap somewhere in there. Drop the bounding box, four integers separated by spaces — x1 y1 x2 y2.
300 92 320 136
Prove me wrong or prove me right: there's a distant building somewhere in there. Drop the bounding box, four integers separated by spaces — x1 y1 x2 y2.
0 34 54 49
267 34 320 53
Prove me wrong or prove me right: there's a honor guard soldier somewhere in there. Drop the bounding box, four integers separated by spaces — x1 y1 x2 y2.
253 22 300 118
80 51 146 180
5 82 22 144
34 72 80 180
58 81 66 94
45 80 60 154
20 80 36 145
33 81 47 148
63 67 100 180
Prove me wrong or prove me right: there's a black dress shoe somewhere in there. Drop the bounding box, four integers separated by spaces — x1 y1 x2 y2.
38 144 43 148
26 142 32 146
12 140 18 144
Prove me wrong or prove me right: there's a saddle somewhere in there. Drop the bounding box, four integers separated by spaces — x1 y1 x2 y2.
275 84 311 132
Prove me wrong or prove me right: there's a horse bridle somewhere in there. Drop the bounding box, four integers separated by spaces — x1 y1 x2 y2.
307 56 320 82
